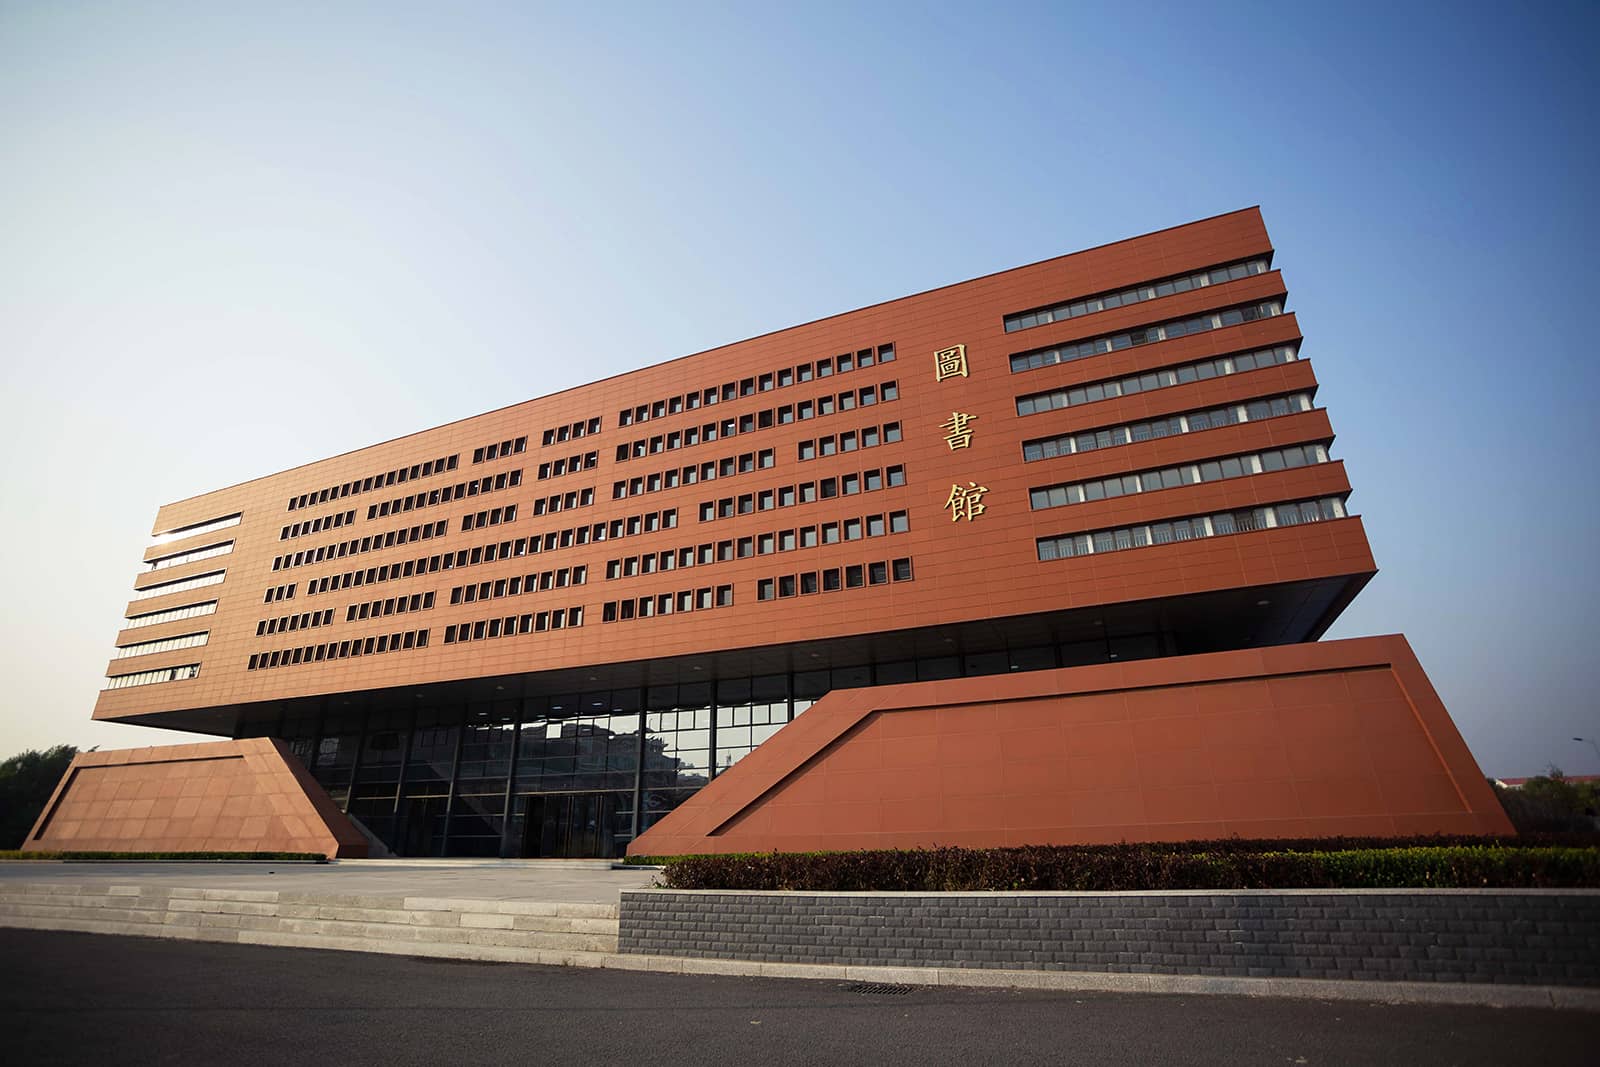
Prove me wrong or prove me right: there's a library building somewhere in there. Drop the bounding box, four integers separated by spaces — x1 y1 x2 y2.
25 208 1512 860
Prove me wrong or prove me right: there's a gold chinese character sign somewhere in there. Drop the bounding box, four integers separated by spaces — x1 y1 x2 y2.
941 411 977 451
934 344 969 382
944 481 990 522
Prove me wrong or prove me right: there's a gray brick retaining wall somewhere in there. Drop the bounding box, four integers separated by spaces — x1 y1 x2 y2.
618 890 1600 986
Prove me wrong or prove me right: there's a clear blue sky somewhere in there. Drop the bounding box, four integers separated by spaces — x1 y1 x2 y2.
2 1 1596 775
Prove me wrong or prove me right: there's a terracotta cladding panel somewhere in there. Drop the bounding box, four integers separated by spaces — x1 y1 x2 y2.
982 212 1272 326
628 636 1513 855
24 739 367 857
93 209 1377 723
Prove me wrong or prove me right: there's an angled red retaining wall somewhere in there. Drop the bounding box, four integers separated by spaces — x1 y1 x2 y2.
628 635 1512 856
24 738 368 858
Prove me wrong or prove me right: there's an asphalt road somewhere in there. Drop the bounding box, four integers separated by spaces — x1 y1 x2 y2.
3 929 1596 1066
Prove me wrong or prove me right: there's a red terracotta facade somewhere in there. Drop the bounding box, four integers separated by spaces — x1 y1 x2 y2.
59 208 1505 856
628 636 1513 856
23 740 368 858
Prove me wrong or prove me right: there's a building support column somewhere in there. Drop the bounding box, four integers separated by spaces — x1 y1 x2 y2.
439 708 466 858
499 717 523 858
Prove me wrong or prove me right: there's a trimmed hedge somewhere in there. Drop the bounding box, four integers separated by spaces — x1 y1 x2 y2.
0 850 327 862
654 837 1600 891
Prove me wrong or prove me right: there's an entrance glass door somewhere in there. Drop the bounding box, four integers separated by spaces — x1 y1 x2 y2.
518 793 618 857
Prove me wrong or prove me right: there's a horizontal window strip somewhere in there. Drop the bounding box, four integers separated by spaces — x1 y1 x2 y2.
617 379 899 464
149 513 241 547
602 585 733 622
144 540 234 572
304 527 603 597
1015 344 1299 417
281 510 355 541
755 557 912 600
616 448 775 500
450 569 584 606
620 344 895 429
461 504 518 532
443 608 584 644
1036 496 1348 562
345 591 437 622
611 508 909 580
129 570 226 602
1005 258 1270 333
1022 393 1314 463
288 454 460 512
1009 301 1283 374
111 631 209 660
248 629 430 671
104 664 200 690
472 436 528 464
1029 445 1330 511
542 418 602 447
272 519 448 572
366 468 523 521
257 609 335 637
122 600 218 630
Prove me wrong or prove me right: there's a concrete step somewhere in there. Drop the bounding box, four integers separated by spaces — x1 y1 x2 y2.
0 884 621 960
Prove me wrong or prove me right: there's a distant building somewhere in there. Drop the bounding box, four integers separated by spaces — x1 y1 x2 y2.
1493 776 1600 790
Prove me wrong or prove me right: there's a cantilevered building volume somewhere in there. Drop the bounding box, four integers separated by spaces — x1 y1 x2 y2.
27 208 1512 859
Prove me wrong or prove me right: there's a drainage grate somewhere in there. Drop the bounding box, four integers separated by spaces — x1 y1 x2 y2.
844 982 915 996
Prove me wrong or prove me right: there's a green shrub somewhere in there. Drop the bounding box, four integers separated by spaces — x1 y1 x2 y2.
656 836 1600 892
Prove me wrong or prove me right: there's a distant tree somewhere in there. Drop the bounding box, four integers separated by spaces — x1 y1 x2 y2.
0 745 78 849
1493 766 1600 833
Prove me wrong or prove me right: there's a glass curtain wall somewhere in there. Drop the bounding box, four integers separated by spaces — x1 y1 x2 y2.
399 709 460 857
271 636 1156 857
642 681 714 835
510 692 641 858
347 709 409 847
451 707 517 856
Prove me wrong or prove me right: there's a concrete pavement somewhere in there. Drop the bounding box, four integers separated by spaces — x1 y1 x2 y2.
4 929 1597 1066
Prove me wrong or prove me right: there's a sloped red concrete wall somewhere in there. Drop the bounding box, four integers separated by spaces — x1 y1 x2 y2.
628 635 1512 855
24 739 368 858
